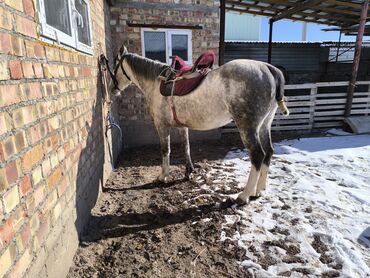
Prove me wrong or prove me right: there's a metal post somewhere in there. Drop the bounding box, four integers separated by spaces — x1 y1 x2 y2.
302 22 307 41
344 0 369 118
219 0 226 65
268 19 274 64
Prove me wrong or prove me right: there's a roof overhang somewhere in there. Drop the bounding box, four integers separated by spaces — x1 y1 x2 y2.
225 0 367 27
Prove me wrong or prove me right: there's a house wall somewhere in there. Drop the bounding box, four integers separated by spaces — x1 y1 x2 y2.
109 0 221 147
225 12 260 41
0 0 118 277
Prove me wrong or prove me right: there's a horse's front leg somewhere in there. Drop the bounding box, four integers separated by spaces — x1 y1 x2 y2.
156 126 171 183
178 127 194 179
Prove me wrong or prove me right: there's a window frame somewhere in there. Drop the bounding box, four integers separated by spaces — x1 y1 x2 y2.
37 0 93 55
141 28 192 64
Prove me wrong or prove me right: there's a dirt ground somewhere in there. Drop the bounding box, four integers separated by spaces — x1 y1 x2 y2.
68 135 260 277
68 132 370 278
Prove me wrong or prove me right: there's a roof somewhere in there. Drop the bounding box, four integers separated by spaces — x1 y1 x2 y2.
225 0 367 28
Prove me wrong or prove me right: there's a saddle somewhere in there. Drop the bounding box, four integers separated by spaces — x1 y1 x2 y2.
159 50 215 97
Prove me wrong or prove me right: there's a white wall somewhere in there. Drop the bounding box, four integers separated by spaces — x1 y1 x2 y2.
225 12 260 41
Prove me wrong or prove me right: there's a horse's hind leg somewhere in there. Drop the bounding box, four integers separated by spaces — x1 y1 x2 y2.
236 126 265 205
178 127 194 179
156 125 171 182
256 112 275 196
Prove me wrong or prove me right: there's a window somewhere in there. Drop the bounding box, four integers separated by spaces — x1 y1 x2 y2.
141 29 192 64
37 0 93 54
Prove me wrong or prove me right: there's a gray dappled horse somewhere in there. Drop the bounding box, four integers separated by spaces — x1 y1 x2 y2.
110 46 289 205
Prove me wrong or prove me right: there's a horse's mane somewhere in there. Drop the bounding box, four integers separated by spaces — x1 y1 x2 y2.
124 53 168 81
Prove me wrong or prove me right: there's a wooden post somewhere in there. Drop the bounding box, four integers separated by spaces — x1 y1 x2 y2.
268 19 274 64
344 0 369 117
219 0 226 65
336 31 342 62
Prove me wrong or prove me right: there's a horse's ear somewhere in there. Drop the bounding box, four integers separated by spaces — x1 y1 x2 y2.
119 45 128 55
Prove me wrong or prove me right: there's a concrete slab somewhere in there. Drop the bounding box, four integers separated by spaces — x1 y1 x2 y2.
345 116 370 134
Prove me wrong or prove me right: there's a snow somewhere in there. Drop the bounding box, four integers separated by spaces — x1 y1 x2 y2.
219 131 370 277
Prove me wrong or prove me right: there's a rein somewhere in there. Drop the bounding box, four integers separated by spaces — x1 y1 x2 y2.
101 54 131 91
99 54 123 171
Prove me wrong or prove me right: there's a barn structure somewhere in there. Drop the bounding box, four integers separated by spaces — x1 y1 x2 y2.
0 0 369 277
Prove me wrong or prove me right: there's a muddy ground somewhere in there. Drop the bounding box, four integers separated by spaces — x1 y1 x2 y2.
68 135 260 277
68 133 339 278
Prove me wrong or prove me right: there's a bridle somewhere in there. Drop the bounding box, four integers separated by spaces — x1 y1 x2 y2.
104 54 132 91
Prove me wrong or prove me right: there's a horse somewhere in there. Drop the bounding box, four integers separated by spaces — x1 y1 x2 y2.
109 46 289 205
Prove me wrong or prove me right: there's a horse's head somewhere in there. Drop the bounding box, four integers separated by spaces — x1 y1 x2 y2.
109 45 132 95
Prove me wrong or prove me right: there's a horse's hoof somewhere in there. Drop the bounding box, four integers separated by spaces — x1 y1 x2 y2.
156 176 168 183
184 172 193 181
235 196 249 206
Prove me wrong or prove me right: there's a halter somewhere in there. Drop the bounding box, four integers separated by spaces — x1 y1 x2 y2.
103 54 131 91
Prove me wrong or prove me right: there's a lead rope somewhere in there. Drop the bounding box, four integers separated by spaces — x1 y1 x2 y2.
99 54 123 172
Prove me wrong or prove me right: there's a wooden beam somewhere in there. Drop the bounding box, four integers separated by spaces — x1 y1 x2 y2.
271 0 322 22
225 7 277 17
345 0 369 118
326 0 362 10
226 6 343 26
126 22 203 29
219 0 226 65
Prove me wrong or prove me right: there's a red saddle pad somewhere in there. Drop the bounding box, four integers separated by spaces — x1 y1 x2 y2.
160 50 215 97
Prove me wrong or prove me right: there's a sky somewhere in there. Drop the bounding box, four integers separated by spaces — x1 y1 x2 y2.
259 17 364 42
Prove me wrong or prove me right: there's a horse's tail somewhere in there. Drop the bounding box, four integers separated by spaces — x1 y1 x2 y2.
268 65 289 116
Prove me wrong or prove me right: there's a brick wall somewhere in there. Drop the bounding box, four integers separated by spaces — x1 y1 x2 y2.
0 0 118 277
109 0 221 147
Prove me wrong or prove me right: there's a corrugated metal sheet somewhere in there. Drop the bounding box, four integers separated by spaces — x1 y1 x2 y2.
225 42 322 71
225 12 260 41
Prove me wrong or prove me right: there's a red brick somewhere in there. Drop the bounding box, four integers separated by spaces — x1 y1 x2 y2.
17 223 32 251
0 32 12 54
12 105 37 128
3 185 20 213
5 0 23 11
10 35 23 56
45 46 60 61
1 137 15 159
0 168 7 190
10 206 26 232
5 160 20 185
22 144 43 171
33 62 43 78
21 61 34 78
47 167 62 189
14 131 27 153
0 60 9 80
41 159 51 178
19 175 31 197
27 125 40 145
0 84 20 106
0 6 13 30
9 60 23 79
0 218 15 248
33 184 44 208
0 243 17 277
20 82 42 101
22 0 34 16
25 40 45 58
57 176 68 196
15 15 36 38
51 134 59 149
